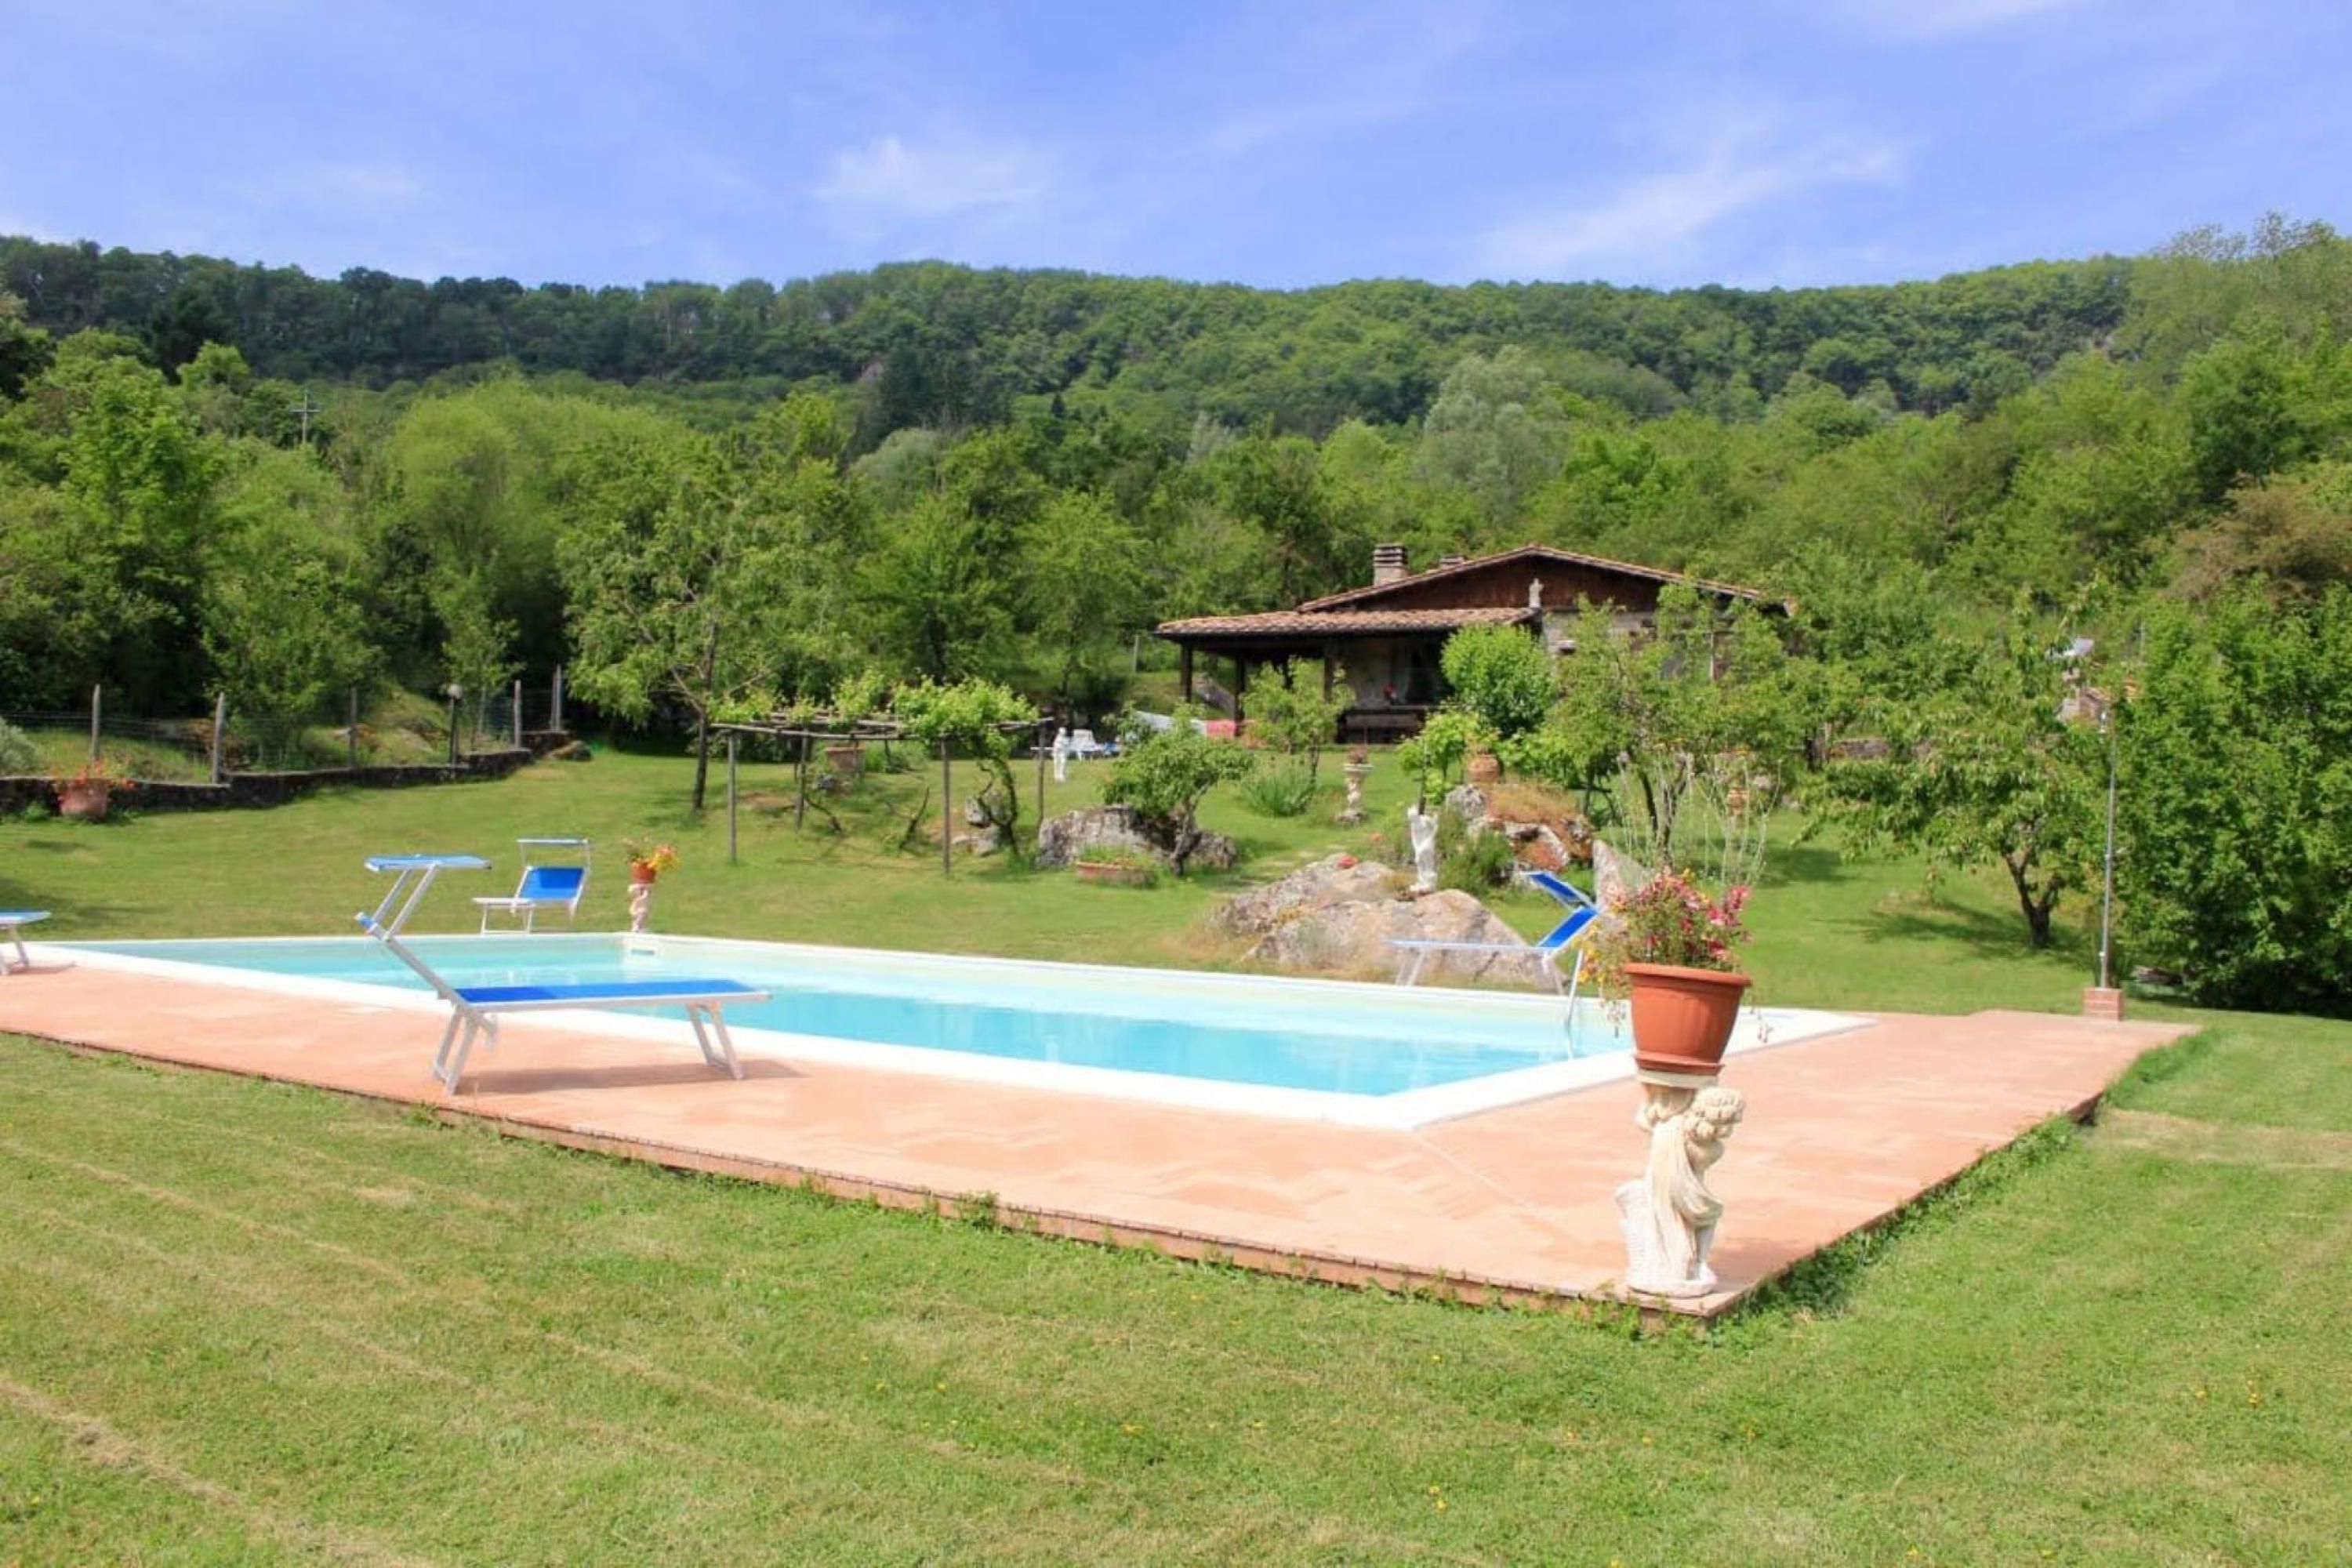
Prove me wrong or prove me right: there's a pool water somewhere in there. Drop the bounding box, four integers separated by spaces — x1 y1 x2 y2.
76 933 1627 1099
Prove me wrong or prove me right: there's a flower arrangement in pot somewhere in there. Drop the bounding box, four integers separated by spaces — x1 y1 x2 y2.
1592 869 1753 1076
53 757 129 822
622 838 679 886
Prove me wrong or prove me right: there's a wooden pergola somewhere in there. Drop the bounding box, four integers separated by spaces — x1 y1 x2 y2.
713 712 1055 877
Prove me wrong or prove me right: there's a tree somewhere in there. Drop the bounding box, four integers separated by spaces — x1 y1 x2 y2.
0 290 53 400
1022 489 1146 713
557 425 795 811
1816 607 2103 947
1246 659 1351 782
2118 586 2352 1013
1552 587 1810 880
1102 715 1256 873
1437 623 1556 742
1413 347 1572 525
893 677 1040 855
199 442 376 759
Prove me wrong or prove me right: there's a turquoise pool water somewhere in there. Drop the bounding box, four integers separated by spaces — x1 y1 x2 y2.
75 934 1624 1098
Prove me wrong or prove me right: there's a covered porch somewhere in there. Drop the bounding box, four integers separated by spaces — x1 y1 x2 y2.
1156 607 1537 739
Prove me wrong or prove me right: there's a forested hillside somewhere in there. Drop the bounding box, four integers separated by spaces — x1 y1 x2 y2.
3 216 2350 1008
2 233 2132 432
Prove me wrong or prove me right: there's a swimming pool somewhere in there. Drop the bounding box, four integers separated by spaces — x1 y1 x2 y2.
56 934 1864 1127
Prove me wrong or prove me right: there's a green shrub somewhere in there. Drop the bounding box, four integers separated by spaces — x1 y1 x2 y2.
1438 624 1556 739
1435 805 1518 892
1103 713 1256 873
1236 760 1316 817
0 717 38 775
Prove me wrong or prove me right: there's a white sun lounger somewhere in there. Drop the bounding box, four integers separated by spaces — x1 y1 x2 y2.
357 855 768 1094
1 909 48 975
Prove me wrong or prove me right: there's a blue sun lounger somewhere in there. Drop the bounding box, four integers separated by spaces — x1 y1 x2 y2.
356 855 768 1094
472 837 592 932
1 910 49 975
1387 869 1603 1001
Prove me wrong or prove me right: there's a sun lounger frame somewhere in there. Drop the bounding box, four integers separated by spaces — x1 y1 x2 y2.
357 854 766 1094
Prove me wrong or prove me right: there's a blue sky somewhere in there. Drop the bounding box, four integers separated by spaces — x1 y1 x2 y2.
3 0 2345 292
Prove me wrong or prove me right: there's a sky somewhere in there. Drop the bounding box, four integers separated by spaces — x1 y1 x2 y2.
2 0 2347 293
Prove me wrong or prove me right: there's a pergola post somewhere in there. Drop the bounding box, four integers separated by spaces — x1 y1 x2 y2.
1178 644 1194 704
1232 656 1250 724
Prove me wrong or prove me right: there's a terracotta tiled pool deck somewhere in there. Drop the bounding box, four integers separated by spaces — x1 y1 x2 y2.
0 958 2188 1317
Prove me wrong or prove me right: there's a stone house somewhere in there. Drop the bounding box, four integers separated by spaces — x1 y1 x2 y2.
1154 542 1763 738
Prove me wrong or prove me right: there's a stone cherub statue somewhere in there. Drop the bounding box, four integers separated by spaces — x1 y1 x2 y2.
1405 804 1439 894
1615 1083 1746 1298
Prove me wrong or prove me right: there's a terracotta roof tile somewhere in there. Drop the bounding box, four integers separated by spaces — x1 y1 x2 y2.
1295 543 1760 612
1156 606 1537 639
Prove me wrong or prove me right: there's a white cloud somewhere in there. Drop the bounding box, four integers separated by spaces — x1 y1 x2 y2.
1472 129 1902 279
812 135 1050 223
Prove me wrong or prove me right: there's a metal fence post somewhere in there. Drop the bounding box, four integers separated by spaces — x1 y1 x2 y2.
347 688 360 769
512 680 524 750
89 684 101 762
209 693 227 784
726 732 739 866
551 666 565 733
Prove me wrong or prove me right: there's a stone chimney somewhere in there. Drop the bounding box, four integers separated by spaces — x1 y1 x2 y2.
1371 543 1408 586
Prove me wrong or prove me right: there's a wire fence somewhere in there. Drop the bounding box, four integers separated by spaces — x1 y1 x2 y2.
2 671 572 782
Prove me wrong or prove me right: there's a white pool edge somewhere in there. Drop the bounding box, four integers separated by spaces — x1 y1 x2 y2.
27 934 1874 1131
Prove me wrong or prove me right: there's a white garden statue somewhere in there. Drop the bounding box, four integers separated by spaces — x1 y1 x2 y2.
1051 728 1071 784
1615 1082 1746 1298
1405 805 1440 893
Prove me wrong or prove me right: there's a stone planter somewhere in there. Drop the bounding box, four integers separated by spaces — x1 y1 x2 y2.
822 744 865 779
1074 860 1152 887
1465 750 1502 787
1624 962 1751 1076
56 781 113 822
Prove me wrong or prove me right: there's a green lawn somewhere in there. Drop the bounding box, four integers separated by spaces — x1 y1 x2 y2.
0 1015 2343 1565
2 749 2347 1563
5 745 2118 1015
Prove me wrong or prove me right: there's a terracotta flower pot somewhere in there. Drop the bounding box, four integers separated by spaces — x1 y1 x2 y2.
57 781 113 822
1625 962 1752 1076
1074 861 1151 887
1465 750 1502 786
629 863 658 887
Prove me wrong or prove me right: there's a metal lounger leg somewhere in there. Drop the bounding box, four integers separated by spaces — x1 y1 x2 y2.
430 1010 463 1083
1397 949 1430 986
440 1012 495 1094
688 1004 743 1079
5 926 27 975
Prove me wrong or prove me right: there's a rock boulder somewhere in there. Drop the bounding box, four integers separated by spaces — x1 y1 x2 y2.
1217 854 1531 982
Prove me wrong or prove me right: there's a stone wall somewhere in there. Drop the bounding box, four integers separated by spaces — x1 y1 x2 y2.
0 735 567 817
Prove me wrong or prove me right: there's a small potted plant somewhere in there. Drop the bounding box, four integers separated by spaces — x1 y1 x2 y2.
1593 869 1753 1076
1073 848 1160 887
53 757 128 822
622 838 679 886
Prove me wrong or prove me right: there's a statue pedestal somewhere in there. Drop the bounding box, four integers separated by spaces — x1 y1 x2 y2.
1337 762 1370 825
628 880 654 934
1614 1068 1746 1300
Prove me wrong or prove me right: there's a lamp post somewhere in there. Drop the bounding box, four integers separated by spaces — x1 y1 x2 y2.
2085 694 2125 1021
445 683 464 766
